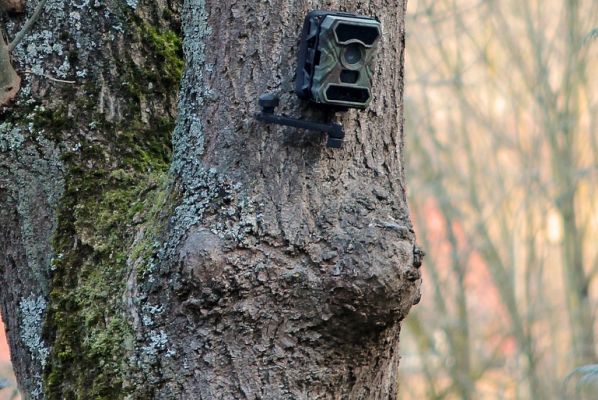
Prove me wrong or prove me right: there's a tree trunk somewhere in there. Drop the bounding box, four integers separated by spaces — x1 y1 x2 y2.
0 0 420 398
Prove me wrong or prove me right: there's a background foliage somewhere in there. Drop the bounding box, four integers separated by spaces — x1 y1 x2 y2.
400 0 598 399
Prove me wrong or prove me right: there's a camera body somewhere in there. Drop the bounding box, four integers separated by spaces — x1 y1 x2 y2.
295 11 381 109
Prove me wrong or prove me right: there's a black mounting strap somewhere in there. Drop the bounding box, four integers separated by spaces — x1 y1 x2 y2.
255 94 345 148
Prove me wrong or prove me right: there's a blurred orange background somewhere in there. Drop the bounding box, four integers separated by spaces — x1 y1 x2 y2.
0 316 10 363
0 315 19 400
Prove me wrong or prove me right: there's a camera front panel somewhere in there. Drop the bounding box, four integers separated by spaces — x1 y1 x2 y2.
295 12 381 109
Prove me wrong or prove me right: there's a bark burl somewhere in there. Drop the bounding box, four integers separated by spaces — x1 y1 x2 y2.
0 0 421 398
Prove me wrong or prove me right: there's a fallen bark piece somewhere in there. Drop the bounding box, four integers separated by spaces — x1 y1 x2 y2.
0 0 25 14
0 34 20 106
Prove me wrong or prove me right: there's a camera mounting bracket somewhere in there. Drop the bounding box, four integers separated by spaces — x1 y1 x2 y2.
255 93 345 148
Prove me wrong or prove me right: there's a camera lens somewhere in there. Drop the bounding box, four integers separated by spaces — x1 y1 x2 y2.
344 44 362 65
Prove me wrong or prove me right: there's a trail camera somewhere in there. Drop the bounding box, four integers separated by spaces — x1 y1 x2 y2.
296 11 381 108
255 11 382 148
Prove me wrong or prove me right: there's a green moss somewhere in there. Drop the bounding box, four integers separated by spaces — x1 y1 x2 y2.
121 22 184 98
67 50 79 65
117 19 183 105
43 117 174 399
45 165 168 398
131 176 177 280
33 108 72 132
143 24 184 85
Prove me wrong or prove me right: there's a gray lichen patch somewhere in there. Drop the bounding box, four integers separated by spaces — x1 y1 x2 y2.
0 107 65 400
170 0 211 186
18 294 49 368
156 0 222 269
8 0 70 99
140 329 168 360
0 122 25 151
125 0 138 9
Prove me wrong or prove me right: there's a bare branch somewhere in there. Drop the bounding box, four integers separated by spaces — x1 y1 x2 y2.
8 0 47 52
583 28 598 45
23 69 75 84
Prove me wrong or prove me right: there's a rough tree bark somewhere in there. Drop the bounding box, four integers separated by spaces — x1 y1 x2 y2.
0 0 421 398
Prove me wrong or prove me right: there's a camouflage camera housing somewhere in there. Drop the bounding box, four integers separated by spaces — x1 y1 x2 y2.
295 11 381 109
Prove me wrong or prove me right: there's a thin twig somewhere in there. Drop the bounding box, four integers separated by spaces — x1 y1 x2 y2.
8 0 48 51
24 69 75 84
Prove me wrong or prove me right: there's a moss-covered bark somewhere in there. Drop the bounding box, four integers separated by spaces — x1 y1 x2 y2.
41 22 181 400
1 0 181 397
44 126 172 398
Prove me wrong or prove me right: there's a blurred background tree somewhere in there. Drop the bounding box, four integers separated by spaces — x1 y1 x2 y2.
0 363 19 400
0 313 18 399
400 0 598 399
